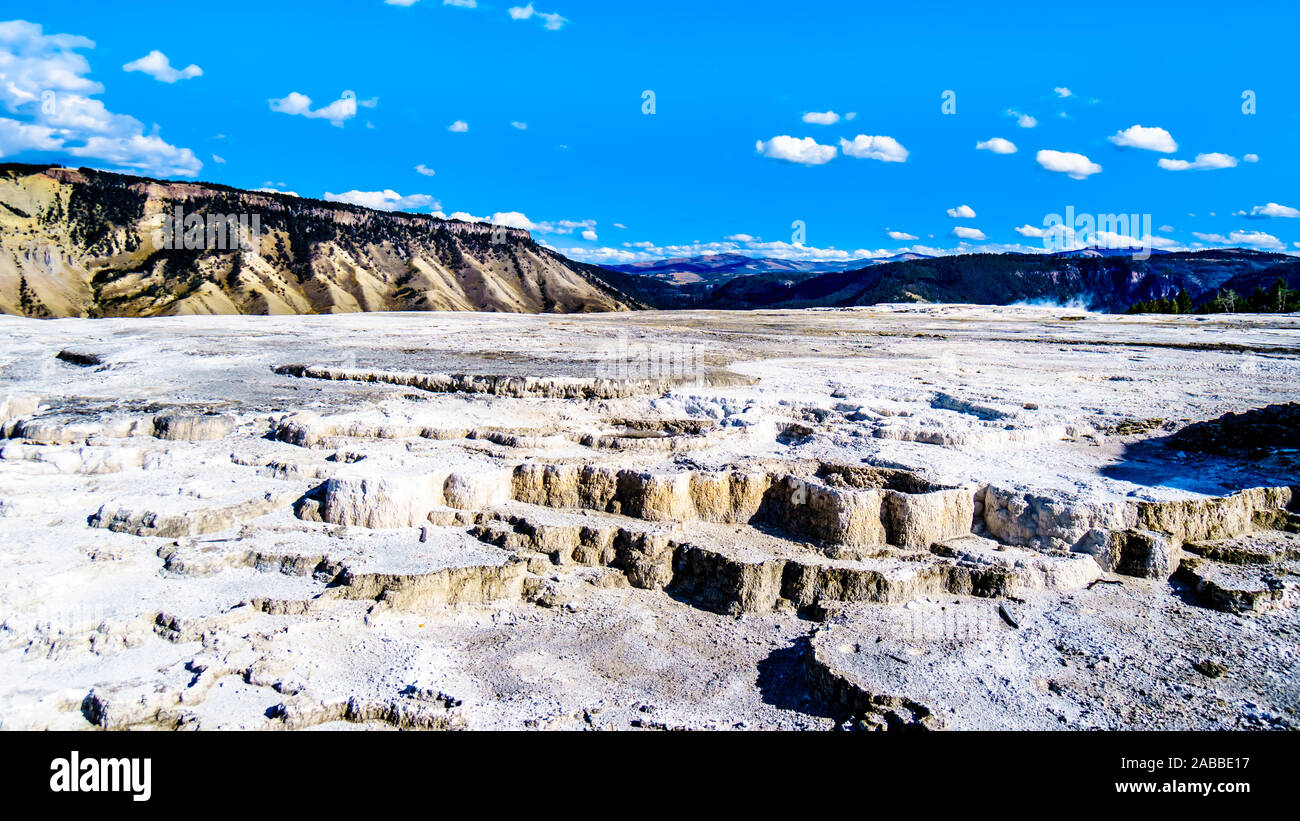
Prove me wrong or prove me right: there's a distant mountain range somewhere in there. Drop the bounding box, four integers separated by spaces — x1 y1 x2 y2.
606 251 933 284
588 248 1296 312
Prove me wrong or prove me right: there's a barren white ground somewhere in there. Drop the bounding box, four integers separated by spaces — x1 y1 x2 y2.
1 305 1297 730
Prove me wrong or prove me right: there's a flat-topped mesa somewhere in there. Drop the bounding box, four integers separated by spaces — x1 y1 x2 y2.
318 461 979 556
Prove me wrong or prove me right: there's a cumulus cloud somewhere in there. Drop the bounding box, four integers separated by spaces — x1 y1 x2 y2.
414 163 435 176
508 3 567 29
1036 149 1102 179
444 0 477 7
581 229 597 241
801 111 840 125
1157 153 1238 171
1054 87 1072 98
1244 153 1259 163
0 21 201 176
724 233 757 242
1007 109 1037 128
1107 124 1177 153
950 226 986 241
1015 222 1179 252
447 120 468 132
324 189 439 212
839 135 908 162
483 212 596 235
975 137 1017 154
510 121 527 130
269 90 369 127
755 135 837 165
122 50 202 83
887 230 918 241
1192 230 1284 251
946 204 976 219
1236 203 1299 219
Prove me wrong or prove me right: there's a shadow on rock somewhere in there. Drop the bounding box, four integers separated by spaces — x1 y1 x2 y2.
756 635 841 720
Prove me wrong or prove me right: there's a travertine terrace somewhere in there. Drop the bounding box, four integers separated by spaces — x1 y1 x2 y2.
2 304 1298 730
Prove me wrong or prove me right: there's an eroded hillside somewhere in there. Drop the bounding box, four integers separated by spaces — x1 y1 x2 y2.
0 164 636 318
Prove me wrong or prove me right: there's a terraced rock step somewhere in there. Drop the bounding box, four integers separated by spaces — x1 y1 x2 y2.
323 461 978 554
469 505 1099 617
91 491 301 538
1176 557 1297 614
274 364 688 399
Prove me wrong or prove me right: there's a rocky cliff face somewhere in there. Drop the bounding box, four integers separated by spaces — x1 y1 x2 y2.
0 164 635 317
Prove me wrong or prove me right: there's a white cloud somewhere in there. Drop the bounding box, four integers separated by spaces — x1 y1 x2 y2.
581 229 597 241
488 211 535 229
613 222 627 229
447 120 468 132
724 233 757 242
324 189 439 212
839 134 908 162
508 3 567 29
0 118 61 155
444 0 478 6
755 135 837 165
887 230 917 241
385 0 421 5
211 153 225 164
950 226 986 241
432 210 488 223
1054 87 1072 98
1236 202 1299 219
122 50 202 83
414 163 435 176
946 204 976 219
255 187 299 197
1007 109 1037 128
1158 225 1174 232
1192 230 1284 251
975 137 1017 154
510 121 527 130
0 21 201 176
481 212 596 235
1015 222 1181 252
1158 153 1238 171
1036 149 1102 179
1244 153 1259 163
1108 124 1177 153
269 90 365 127
801 111 839 125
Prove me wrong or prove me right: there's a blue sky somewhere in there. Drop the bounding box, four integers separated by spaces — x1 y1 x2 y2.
1 0 1297 263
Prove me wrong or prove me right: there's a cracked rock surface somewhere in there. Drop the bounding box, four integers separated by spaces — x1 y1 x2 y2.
1 305 1298 730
